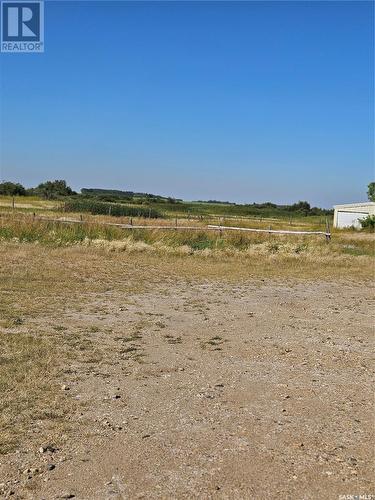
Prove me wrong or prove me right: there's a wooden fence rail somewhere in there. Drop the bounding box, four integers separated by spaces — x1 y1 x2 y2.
34 217 213 230
208 224 331 238
1 214 331 240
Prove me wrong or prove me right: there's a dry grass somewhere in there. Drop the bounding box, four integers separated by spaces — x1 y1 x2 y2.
0 196 58 211
0 245 147 454
1 198 330 230
0 332 66 454
0 211 373 256
0 212 373 456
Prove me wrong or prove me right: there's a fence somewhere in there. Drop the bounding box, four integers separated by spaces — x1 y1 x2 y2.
10 214 330 240
208 224 331 240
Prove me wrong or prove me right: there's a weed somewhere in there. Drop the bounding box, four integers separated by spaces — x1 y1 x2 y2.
268 243 280 253
294 243 308 254
119 334 142 342
201 336 226 349
164 335 182 344
121 346 138 354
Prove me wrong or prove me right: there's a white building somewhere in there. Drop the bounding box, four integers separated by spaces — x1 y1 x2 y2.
333 202 375 229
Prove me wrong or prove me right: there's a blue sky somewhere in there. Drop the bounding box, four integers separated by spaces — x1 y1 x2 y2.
0 1 373 207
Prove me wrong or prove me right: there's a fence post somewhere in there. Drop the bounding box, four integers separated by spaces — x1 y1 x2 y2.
325 218 331 243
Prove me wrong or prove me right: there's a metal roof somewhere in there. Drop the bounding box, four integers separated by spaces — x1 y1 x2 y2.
333 202 375 209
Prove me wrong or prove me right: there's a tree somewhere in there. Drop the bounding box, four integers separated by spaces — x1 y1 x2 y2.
33 180 75 199
0 181 26 196
288 201 311 215
367 182 375 202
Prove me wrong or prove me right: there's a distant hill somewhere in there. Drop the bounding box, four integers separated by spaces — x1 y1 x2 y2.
82 188 157 198
81 188 182 203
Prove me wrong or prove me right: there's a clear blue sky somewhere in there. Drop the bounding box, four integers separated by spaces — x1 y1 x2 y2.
0 1 373 207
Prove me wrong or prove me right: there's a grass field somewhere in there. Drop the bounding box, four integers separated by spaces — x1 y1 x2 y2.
0 206 373 261
0 197 373 498
0 194 332 222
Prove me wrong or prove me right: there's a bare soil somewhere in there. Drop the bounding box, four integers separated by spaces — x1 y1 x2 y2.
0 268 373 499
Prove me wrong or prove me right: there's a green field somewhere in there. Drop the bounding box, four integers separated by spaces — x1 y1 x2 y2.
0 194 332 225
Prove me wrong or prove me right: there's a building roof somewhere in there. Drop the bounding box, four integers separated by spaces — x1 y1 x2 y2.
333 202 375 209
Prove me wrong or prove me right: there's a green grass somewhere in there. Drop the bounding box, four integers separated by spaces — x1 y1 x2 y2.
144 200 332 220
341 244 374 257
63 199 162 218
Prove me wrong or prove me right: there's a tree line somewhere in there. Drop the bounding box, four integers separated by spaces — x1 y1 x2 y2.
0 180 75 199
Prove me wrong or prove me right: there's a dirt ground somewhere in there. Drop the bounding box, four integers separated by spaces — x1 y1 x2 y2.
0 248 374 499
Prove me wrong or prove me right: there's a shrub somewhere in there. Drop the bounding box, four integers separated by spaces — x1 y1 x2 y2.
360 215 375 230
30 180 76 199
63 199 162 218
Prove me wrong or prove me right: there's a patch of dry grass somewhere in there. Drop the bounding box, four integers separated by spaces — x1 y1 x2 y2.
0 331 68 454
0 196 58 211
0 245 147 454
